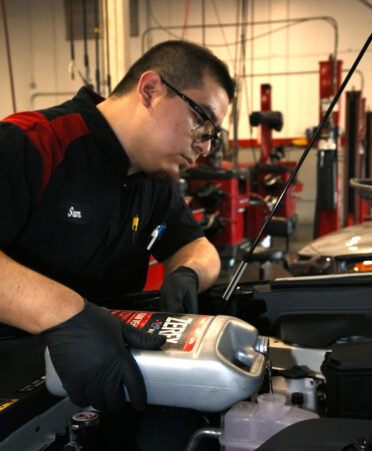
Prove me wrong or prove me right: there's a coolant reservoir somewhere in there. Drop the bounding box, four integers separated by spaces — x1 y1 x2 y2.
45 311 266 412
219 393 319 450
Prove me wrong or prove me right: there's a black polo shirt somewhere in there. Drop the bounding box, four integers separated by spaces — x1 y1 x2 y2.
0 87 204 304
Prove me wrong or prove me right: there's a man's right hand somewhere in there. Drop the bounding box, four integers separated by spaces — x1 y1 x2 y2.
41 301 166 412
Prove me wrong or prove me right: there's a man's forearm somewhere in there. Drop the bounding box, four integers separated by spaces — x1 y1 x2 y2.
0 250 84 334
163 237 221 292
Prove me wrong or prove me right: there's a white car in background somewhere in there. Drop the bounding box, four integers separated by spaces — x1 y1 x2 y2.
291 221 372 275
289 178 372 276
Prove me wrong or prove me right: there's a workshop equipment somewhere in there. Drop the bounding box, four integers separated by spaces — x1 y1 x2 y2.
343 90 369 226
248 84 302 240
249 84 283 165
45 311 267 412
186 166 251 265
221 34 371 306
313 58 342 238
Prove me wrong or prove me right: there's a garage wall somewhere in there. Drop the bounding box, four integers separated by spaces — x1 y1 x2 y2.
1 0 86 115
1 0 371 223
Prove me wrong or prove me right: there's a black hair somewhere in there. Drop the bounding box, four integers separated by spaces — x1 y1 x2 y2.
111 40 234 101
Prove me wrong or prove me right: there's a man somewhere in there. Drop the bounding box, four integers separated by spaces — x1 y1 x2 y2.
0 40 234 413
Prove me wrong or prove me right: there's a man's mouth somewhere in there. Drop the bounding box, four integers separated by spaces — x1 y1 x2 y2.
181 154 193 166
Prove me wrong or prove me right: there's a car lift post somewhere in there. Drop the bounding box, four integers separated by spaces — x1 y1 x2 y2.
313 58 342 238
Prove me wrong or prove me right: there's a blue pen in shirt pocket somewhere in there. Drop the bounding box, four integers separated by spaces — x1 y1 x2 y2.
147 224 167 251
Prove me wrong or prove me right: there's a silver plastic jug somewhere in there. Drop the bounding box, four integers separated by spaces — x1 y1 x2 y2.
45 311 267 412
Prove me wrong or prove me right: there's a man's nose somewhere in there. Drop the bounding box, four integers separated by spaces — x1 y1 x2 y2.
202 140 212 157
194 139 211 158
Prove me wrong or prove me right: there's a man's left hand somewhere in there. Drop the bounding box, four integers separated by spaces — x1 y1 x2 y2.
159 266 199 313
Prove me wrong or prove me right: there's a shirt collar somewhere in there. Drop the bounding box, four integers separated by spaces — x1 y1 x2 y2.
72 87 145 183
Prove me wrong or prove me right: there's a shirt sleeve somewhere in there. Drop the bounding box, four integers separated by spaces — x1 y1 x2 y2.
151 186 205 263
0 121 43 247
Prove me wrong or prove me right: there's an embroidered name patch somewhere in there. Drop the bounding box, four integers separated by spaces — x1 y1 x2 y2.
54 200 91 225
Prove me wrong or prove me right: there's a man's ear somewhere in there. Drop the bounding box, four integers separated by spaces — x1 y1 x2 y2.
137 71 164 107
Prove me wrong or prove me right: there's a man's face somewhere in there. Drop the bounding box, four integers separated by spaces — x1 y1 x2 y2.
135 74 230 185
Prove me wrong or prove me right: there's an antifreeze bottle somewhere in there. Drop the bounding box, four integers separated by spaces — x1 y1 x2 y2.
45 310 267 412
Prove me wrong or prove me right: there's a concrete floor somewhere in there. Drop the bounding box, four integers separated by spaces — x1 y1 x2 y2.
217 221 314 285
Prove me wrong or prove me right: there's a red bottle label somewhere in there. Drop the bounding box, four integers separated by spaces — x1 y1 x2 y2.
110 310 211 352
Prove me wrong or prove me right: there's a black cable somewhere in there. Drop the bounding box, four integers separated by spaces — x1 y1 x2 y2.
94 0 100 93
201 0 205 47
210 0 234 61
142 16 338 53
1 0 16 112
104 0 111 94
69 0 75 79
82 0 90 83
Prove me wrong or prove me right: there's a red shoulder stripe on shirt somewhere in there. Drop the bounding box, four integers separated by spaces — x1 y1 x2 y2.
2 111 90 200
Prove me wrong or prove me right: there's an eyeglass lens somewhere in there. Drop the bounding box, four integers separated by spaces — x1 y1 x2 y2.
192 121 221 151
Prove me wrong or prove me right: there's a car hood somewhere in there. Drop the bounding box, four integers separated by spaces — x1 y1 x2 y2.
299 222 372 258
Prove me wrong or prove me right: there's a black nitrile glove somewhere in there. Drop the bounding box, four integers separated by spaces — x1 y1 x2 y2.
41 301 166 412
159 266 199 313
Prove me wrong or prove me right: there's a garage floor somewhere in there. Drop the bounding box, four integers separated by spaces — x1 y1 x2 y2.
217 221 314 285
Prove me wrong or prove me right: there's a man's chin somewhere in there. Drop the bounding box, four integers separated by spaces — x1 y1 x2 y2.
149 169 180 185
